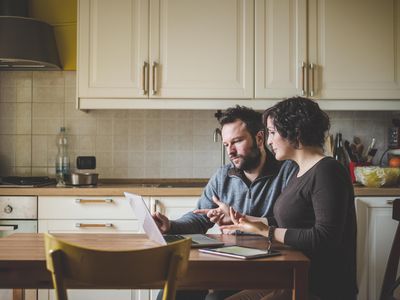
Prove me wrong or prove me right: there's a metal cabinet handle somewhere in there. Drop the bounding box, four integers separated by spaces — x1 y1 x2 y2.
141 61 149 95
151 61 158 95
301 62 307 96
387 199 400 205
152 199 160 213
75 199 114 204
309 63 315 97
0 224 18 231
75 223 113 228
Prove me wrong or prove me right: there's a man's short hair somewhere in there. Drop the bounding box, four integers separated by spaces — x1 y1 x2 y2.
217 105 264 137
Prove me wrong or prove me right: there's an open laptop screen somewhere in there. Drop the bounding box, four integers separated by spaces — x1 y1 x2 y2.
124 192 225 248
125 192 167 245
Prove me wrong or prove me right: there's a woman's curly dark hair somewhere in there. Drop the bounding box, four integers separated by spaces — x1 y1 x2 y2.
263 97 330 148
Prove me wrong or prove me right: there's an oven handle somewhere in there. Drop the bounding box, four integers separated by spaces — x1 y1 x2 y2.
0 224 18 231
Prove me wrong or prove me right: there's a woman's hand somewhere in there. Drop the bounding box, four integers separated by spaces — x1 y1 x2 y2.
220 207 269 237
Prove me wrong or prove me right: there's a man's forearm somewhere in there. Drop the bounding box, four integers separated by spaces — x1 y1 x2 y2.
169 212 213 234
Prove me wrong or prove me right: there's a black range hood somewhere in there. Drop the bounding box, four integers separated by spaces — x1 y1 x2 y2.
0 0 61 70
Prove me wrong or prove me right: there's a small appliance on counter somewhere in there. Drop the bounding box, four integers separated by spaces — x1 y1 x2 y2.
67 156 99 186
0 176 55 187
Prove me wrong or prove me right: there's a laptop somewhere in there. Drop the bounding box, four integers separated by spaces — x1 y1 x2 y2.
124 192 225 248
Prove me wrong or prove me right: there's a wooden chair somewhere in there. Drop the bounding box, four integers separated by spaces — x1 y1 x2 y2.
380 198 400 300
44 233 191 300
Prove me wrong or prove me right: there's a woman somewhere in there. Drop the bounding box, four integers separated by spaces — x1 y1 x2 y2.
220 97 358 300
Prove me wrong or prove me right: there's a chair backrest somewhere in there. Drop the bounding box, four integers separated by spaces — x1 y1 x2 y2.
380 198 400 300
44 233 191 300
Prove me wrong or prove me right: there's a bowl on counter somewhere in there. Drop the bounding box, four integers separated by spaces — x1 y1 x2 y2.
354 166 400 188
68 172 99 186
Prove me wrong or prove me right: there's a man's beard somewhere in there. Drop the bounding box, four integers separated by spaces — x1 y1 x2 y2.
231 143 261 171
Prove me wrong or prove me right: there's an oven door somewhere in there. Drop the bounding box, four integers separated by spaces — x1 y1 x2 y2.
0 220 37 300
0 220 37 238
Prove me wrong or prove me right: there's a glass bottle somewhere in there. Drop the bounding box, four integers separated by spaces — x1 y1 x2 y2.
55 127 70 187
333 133 348 168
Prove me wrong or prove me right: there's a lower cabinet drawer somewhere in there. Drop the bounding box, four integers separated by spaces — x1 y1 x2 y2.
38 289 149 300
39 219 141 233
38 288 149 300
39 196 149 220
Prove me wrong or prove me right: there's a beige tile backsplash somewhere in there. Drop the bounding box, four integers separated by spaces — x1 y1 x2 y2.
0 71 398 179
15 135 31 167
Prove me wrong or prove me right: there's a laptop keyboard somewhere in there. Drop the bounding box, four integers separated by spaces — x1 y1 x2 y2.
163 234 198 244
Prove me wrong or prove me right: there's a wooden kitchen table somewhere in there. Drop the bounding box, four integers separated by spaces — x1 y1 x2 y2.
0 233 309 300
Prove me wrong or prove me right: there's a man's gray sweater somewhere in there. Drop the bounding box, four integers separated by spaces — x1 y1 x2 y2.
169 159 297 234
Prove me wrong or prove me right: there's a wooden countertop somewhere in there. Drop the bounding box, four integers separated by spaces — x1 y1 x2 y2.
0 185 204 196
0 179 207 197
353 186 400 197
0 179 399 197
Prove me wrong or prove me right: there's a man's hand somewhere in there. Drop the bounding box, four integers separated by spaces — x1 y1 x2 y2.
193 195 233 226
152 211 171 233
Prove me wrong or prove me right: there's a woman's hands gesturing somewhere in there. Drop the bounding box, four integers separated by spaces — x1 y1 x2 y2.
220 207 269 237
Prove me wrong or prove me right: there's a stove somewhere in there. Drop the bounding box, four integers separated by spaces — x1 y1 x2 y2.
0 176 55 187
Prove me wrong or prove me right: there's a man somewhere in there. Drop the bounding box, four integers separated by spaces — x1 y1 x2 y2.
153 106 297 300
153 105 296 234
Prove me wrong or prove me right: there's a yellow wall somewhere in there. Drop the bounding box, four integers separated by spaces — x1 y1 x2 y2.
29 0 77 70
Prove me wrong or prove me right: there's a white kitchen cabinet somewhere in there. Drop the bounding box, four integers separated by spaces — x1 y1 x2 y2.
78 0 254 107
356 197 399 300
38 196 141 220
38 196 149 300
77 0 400 110
255 0 400 100
78 0 148 99
45 290 149 300
255 0 307 98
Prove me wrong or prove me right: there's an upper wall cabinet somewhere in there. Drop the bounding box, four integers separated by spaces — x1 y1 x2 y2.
77 0 254 103
78 0 148 99
255 0 306 98
78 0 400 110
256 0 400 100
